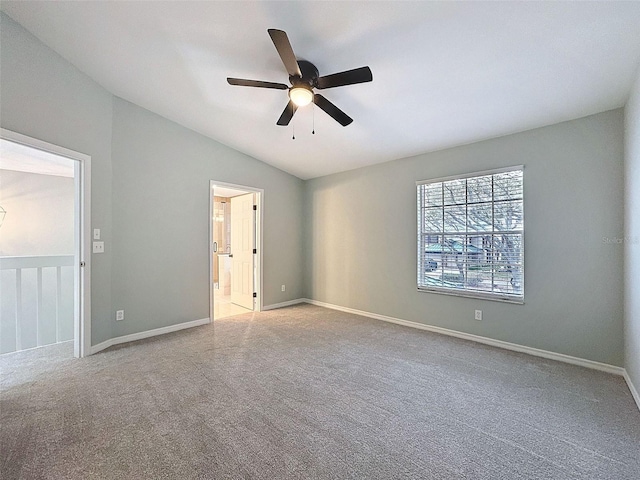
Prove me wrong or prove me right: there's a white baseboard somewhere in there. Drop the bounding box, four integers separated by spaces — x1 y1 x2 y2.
302 298 625 376
623 370 640 412
90 317 210 355
263 298 306 311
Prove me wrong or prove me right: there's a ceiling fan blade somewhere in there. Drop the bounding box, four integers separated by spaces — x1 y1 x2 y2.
277 101 298 126
227 78 288 90
267 29 302 77
313 94 353 126
316 66 373 89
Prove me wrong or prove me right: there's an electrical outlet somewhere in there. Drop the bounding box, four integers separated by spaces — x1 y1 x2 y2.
116 310 124 321
281 284 286 292
475 310 482 321
92 241 105 253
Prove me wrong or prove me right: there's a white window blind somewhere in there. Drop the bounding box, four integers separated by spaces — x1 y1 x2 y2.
417 167 524 302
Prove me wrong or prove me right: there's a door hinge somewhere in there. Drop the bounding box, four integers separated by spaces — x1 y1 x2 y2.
80 261 86 267
253 248 257 254
253 292 257 298
253 205 257 211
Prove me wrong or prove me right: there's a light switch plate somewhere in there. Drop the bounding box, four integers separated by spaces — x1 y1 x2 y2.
93 228 101 240
93 241 105 254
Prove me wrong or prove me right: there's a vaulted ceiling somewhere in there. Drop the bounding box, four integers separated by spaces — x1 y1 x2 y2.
3 1 640 179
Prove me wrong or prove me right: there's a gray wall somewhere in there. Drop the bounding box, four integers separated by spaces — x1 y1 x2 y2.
625 67 640 391
1 11 632 370
0 170 74 256
1 13 305 346
304 110 625 366
1 13 114 345
110 98 304 336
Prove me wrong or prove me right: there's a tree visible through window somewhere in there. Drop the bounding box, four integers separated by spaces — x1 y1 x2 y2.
417 167 524 301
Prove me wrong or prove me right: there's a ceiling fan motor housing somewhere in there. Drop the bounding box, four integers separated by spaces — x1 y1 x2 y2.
291 60 320 88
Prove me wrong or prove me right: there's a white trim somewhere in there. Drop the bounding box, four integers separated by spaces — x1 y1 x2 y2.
263 298 306 311
209 183 214 324
302 299 625 376
77 156 91 357
0 129 91 163
0 129 91 358
417 287 524 304
90 317 210 355
256 191 263 313
623 370 640 412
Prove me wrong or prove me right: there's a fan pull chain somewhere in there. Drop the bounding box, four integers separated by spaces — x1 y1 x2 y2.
312 103 315 135
293 102 297 140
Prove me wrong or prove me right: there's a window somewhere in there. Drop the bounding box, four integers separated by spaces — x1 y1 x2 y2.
417 166 524 302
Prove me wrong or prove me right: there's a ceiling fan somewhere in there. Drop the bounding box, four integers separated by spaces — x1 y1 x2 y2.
227 29 373 127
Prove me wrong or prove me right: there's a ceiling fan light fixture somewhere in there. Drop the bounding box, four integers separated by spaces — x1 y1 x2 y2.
289 86 313 107
227 29 370 126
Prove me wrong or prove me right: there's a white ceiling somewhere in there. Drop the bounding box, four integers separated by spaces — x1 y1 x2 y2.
2 1 640 180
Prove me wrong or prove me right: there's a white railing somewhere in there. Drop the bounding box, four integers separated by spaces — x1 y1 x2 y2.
0 255 74 354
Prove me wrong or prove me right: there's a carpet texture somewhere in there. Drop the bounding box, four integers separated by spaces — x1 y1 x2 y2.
1 304 639 479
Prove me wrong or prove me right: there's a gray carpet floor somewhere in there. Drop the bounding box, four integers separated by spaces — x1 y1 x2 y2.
1 304 639 479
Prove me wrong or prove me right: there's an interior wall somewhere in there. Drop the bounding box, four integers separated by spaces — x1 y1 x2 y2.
0 170 74 256
109 98 304 336
1 12 305 346
0 12 114 345
1 11 632 367
304 109 625 366
625 66 640 391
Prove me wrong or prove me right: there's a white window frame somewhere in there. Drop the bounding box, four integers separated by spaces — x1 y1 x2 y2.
417 166 524 304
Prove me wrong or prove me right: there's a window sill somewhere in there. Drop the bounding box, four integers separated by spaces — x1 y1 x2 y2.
417 287 524 304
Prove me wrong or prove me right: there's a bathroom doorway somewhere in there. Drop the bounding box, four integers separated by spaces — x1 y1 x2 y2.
210 181 262 321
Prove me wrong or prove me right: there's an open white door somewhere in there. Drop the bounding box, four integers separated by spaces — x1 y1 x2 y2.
230 193 255 310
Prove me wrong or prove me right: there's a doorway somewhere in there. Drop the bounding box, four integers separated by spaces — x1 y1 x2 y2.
209 181 262 321
0 129 91 358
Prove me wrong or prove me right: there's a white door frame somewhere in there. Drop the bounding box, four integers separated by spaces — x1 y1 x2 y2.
209 180 263 321
1 128 92 357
